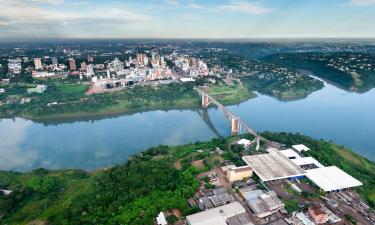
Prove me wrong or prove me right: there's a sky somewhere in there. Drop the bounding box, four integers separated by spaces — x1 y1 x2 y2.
0 0 374 39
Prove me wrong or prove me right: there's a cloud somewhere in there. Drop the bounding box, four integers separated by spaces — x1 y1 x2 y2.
0 0 152 37
164 0 203 9
218 0 273 15
348 0 375 5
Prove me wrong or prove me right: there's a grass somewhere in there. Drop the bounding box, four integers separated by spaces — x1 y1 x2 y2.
204 84 256 105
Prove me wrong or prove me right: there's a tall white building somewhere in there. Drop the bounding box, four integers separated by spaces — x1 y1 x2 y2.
34 58 43 70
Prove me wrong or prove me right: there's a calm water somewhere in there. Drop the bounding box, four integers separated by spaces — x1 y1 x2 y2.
1 77 375 171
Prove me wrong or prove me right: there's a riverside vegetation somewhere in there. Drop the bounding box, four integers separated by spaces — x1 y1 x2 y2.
0 132 374 225
0 67 321 120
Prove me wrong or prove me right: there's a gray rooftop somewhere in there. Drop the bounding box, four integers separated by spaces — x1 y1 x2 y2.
242 152 306 181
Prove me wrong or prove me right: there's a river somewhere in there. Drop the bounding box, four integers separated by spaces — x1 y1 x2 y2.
1 73 374 171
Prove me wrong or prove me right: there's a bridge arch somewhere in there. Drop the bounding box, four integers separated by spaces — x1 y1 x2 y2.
195 87 264 150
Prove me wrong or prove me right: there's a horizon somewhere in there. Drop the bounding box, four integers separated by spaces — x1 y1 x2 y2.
0 0 375 39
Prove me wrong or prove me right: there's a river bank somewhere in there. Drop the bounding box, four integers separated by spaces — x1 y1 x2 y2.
0 132 374 225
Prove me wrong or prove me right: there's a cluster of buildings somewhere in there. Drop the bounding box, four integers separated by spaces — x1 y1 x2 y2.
19 51 212 95
170 53 210 77
173 139 370 225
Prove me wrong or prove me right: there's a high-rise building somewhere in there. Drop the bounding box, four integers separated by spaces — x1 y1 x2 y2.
87 55 94 63
136 53 143 65
80 62 87 71
34 58 43 70
69 58 76 71
51 57 58 65
86 64 94 76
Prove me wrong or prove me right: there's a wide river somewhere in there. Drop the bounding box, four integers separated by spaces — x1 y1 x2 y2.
1 75 375 171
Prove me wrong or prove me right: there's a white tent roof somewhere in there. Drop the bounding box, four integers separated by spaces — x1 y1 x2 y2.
292 144 310 152
306 166 362 192
280 149 302 159
291 157 325 169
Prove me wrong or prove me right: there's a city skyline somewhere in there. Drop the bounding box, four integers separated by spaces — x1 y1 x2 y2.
0 0 375 39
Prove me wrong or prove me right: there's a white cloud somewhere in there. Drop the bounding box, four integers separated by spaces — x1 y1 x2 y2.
348 0 375 5
218 0 273 15
0 0 152 37
164 0 203 9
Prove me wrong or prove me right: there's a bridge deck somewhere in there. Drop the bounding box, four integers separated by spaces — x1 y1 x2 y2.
195 87 262 139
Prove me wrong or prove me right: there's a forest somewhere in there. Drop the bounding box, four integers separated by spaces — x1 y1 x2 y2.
1 133 374 225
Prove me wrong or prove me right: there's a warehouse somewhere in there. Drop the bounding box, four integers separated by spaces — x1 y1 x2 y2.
242 151 306 181
305 166 363 192
186 202 252 225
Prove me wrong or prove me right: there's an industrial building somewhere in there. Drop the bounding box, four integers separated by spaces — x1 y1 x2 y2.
240 189 284 218
186 202 253 225
305 166 363 192
198 187 234 210
242 151 306 181
221 165 253 183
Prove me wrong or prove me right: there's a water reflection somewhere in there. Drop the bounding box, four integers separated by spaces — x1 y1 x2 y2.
0 75 374 171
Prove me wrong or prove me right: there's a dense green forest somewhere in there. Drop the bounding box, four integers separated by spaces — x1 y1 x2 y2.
200 51 324 100
264 52 375 92
1 133 374 225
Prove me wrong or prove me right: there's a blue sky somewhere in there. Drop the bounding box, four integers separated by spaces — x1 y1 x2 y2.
0 0 374 38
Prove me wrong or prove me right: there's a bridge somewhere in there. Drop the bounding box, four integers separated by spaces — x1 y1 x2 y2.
194 87 265 150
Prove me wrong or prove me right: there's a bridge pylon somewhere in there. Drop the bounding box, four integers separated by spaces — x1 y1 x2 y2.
231 117 240 135
201 94 210 109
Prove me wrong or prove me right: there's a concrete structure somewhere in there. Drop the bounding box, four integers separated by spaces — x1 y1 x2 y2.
292 144 310 153
305 166 362 192
0 189 12 196
51 57 58 65
32 71 56 78
180 77 195 83
267 219 288 225
156 212 167 225
222 165 253 183
308 206 328 224
236 139 252 149
27 85 47 94
199 187 234 210
34 58 43 70
195 88 262 149
242 152 306 181
285 212 314 225
69 58 76 71
241 190 284 218
186 202 249 225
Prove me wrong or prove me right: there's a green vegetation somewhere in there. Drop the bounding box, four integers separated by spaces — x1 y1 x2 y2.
264 52 375 92
1 133 374 224
201 51 324 100
345 214 357 225
282 198 299 213
0 78 255 120
203 81 256 105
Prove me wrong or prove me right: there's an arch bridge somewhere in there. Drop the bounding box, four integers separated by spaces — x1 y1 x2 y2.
195 87 265 150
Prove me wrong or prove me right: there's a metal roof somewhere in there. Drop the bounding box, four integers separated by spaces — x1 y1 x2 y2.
306 166 363 192
242 152 306 181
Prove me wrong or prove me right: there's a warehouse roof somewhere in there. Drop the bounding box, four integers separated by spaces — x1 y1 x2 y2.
186 202 246 225
291 157 325 169
242 152 306 181
292 144 310 152
306 166 362 192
